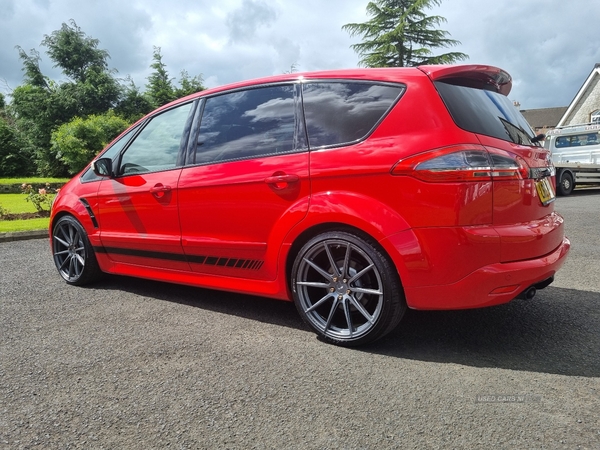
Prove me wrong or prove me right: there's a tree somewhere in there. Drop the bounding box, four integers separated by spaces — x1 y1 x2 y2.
115 77 154 122
10 21 121 176
50 111 129 175
42 20 110 83
175 70 205 99
42 21 120 115
146 47 176 108
14 47 48 88
343 0 468 67
5 22 205 176
0 116 33 176
147 47 205 108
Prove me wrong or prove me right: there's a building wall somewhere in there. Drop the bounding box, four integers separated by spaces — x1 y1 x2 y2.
563 74 600 126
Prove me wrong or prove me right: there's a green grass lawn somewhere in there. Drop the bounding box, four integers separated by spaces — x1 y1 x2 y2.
0 178 65 234
0 217 49 233
0 177 69 184
0 193 53 233
0 194 42 214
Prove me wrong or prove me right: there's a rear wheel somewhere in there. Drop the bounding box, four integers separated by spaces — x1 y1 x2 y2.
291 231 405 346
52 215 102 286
557 171 574 196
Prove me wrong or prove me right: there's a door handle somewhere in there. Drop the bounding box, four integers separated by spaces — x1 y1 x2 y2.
264 173 300 189
150 183 172 198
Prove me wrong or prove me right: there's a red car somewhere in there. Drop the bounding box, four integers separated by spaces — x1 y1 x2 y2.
50 65 570 346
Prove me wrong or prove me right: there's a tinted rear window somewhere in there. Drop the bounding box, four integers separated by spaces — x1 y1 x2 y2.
435 81 536 145
302 82 403 148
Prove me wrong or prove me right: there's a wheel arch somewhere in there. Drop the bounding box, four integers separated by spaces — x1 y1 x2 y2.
282 191 412 286
50 196 100 243
557 167 575 179
285 222 407 297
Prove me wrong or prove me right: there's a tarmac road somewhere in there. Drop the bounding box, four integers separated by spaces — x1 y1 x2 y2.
1 190 599 449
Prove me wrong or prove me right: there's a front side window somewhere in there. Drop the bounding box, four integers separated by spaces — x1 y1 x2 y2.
194 85 296 164
302 82 404 148
119 102 193 175
592 110 600 124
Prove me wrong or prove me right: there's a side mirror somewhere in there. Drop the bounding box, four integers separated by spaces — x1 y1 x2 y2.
92 158 113 177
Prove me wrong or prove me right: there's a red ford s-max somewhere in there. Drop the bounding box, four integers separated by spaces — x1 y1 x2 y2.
50 65 570 346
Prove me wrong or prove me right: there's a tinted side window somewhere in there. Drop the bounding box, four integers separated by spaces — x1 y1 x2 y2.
435 81 536 145
302 82 403 148
195 85 296 164
119 102 193 175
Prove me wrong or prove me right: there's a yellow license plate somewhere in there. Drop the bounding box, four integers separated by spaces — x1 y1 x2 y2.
536 177 556 206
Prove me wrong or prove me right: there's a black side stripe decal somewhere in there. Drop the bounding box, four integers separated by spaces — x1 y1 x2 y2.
94 246 264 271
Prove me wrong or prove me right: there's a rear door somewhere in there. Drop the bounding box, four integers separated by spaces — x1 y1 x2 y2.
178 84 310 281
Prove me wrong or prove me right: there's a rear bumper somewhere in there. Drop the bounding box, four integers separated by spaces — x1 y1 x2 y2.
403 236 570 310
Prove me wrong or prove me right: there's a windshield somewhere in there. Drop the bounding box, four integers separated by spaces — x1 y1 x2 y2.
435 81 536 145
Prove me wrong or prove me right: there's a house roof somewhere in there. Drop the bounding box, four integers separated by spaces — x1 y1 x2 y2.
520 107 568 129
557 63 600 127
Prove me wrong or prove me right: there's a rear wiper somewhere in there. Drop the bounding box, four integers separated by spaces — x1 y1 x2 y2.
531 133 545 144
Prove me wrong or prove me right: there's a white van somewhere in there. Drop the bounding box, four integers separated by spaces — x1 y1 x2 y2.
544 123 600 195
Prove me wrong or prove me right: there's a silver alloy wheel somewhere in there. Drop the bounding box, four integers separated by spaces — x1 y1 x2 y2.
294 238 384 341
53 219 87 283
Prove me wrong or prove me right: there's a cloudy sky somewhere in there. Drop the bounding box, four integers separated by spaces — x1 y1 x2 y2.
1 0 599 109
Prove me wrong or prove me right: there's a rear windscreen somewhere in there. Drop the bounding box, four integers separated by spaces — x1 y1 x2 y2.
435 81 536 145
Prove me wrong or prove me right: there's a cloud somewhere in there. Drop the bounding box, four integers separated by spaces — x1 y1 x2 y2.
1 0 599 110
432 0 600 107
226 0 278 43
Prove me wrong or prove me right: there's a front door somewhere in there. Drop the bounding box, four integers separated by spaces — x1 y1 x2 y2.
96 102 195 271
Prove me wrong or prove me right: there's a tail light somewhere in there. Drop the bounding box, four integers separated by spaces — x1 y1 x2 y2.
391 144 531 182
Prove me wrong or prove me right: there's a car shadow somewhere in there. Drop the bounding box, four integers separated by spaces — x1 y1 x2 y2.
92 277 600 378
93 274 304 330
367 286 600 378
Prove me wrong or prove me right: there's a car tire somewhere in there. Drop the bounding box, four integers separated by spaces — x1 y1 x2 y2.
52 215 102 286
291 231 406 346
557 171 574 196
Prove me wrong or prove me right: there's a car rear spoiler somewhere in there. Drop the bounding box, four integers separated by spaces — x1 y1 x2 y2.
418 64 512 96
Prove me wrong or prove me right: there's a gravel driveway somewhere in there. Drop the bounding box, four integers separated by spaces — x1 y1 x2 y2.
1 191 599 449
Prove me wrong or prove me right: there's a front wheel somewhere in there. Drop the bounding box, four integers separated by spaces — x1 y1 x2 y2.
52 215 102 286
291 231 406 346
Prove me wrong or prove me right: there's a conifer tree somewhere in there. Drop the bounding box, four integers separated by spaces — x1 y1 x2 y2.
343 0 468 67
